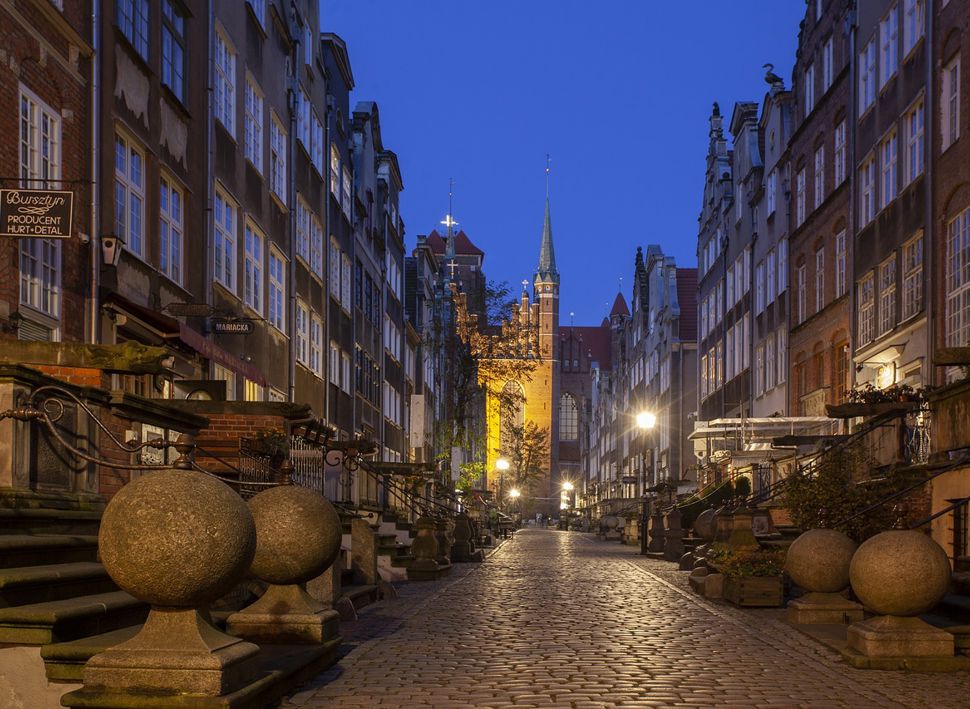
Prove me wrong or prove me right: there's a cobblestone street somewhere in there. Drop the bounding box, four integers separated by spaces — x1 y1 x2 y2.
282 530 967 708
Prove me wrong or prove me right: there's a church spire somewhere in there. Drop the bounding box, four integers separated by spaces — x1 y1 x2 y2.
536 155 559 283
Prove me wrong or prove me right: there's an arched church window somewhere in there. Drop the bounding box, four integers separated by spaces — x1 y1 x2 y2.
560 393 578 441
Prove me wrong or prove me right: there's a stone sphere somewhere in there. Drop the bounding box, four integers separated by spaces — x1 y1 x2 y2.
694 509 716 541
603 515 619 529
849 530 952 616
99 469 256 607
785 529 857 593
248 485 341 585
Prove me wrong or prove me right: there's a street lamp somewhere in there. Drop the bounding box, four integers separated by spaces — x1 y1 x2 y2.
637 410 656 556
496 457 510 509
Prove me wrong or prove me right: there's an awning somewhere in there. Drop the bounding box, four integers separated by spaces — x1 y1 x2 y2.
177 323 267 387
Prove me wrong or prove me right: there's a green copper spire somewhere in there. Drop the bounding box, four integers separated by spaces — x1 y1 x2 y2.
537 197 557 275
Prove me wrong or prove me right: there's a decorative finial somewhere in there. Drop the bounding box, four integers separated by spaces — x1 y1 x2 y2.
521 279 529 293
440 178 458 235
545 153 551 198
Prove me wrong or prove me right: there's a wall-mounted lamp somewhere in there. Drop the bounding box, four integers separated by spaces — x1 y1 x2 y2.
101 234 123 267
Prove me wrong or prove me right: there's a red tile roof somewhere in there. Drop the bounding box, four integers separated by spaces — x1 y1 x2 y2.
561 324 612 371
676 268 698 341
426 229 485 257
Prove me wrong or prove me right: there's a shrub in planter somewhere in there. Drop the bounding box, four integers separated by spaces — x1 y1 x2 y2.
707 543 786 607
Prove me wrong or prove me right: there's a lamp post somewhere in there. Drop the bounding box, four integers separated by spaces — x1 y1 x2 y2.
496 457 510 511
560 480 574 530
636 410 656 556
508 487 521 526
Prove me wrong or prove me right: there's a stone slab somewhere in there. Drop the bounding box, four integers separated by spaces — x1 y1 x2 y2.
847 615 955 658
787 592 864 625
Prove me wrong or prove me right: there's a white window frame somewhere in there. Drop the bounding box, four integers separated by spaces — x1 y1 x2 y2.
902 233 923 321
835 120 846 185
822 37 834 92
777 329 787 385
159 173 183 285
295 196 310 265
297 89 310 151
835 230 847 298
270 113 287 205
310 212 324 278
115 131 145 259
861 155 876 225
879 6 899 88
244 221 264 315
879 254 897 337
214 187 236 292
311 110 324 175
244 76 263 174
946 208 970 347
268 247 286 332
905 99 924 184
942 56 960 152
797 264 807 323
341 166 352 219
766 249 777 304
329 237 341 298
296 301 309 366
859 273 875 346
880 129 898 209
860 38 876 113
815 248 825 314
330 142 340 197
814 145 825 209
214 28 236 136
903 0 925 58
796 168 806 227
310 313 323 377
767 168 776 215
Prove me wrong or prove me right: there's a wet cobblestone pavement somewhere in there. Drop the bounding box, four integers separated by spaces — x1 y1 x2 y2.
281 529 967 708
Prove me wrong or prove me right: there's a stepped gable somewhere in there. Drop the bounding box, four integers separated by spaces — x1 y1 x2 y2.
426 229 484 257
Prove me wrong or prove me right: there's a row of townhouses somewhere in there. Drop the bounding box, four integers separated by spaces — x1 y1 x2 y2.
2 0 463 504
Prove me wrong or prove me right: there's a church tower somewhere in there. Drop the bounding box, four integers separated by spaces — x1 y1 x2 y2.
534 197 560 362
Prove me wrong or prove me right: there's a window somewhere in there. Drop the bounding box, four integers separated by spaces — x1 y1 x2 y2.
244 380 264 402
244 222 263 314
942 57 960 151
341 166 352 219
342 352 351 393
726 326 735 381
329 341 340 386
268 249 285 332
861 156 876 225
214 30 235 136
822 37 834 91
860 38 876 112
805 64 815 116
859 273 875 346
777 329 787 384
244 78 263 173
879 255 897 336
311 110 324 174
778 239 788 293
295 197 310 264
766 249 776 303
341 254 352 310
159 175 183 285
815 248 825 313
727 264 735 307
161 1 185 101
796 168 806 226
270 114 286 204
767 168 776 215
797 264 807 323
214 188 236 291
18 88 61 324
115 133 145 258
902 0 924 57
297 89 310 150
117 0 148 59
213 364 235 401
329 143 340 197
766 334 776 391
816 0 824 20
310 213 323 278
905 100 924 184
560 394 578 441
814 146 825 209
247 0 265 28
880 7 899 87
755 261 765 314
295 302 309 366
880 130 898 208
835 230 847 298
946 208 970 347
755 344 765 396
902 234 923 320
329 237 340 298
310 314 323 377
834 120 846 185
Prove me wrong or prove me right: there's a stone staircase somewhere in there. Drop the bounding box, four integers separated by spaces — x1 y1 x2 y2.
921 558 970 656
375 511 415 582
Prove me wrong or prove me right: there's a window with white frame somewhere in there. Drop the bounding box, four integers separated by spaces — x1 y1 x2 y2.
329 341 340 385
777 328 787 384
18 88 61 325
297 89 310 150
311 110 323 174
310 213 323 278
755 344 765 396
942 57 960 151
880 130 897 208
902 233 923 320
726 326 735 381
859 273 875 346
329 143 340 197
879 254 897 336
805 64 815 116
700 354 709 399
244 77 263 173
814 145 825 209
268 248 285 331
244 222 263 314
159 175 183 285
342 352 351 393
755 261 765 314
797 263 807 323
835 120 846 185
341 254 351 311
295 197 310 264
117 0 149 59
727 264 735 307
796 168 806 226
329 237 340 298
766 333 776 390
861 156 876 224
835 230 847 297
880 6 898 88
779 238 788 293
247 0 265 27
310 314 323 377
860 38 876 113
214 29 235 136
902 0 924 57
815 248 825 313
767 168 776 215
946 208 970 347
115 132 145 258
213 364 236 401
214 187 236 292
905 100 924 184
822 37 834 92
295 302 309 365
766 249 776 304
270 114 286 204
341 166 352 219
161 1 185 101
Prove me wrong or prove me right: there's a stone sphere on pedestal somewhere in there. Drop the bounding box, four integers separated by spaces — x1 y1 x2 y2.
849 530 951 616
99 469 256 607
247 485 342 584
693 509 715 541
785 528 857 593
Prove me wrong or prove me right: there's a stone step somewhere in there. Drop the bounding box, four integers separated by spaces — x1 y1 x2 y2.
390 554 414 568
0 562 116 608
41 624 139 682
376 532 398 544
377 543 411 557
0 534 99 568
0 590 149 644
395 521 412 531
342 583 378 612
0 508 102 536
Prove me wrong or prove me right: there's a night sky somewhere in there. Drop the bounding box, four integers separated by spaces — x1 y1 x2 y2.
321 1 805 325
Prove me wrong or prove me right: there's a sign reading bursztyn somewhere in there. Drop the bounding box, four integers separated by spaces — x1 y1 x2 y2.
0 189 74 239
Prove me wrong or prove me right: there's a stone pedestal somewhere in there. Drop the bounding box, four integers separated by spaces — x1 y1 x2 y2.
787 592 864 625
847 616 954 658
407 517 444 581
434 519 453 576
451 513 477 562
663 508 685 561
647 510 665 552
726 507 759 551
351 517 379 586
306 555 342 608
84 608 259 696
227 584 340 644
713 506 733 543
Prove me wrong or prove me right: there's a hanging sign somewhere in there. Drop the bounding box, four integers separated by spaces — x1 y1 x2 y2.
212 319 255 335
0 189 73 238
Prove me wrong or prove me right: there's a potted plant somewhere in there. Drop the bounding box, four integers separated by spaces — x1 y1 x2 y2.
249 427 289 467
707 543 786 607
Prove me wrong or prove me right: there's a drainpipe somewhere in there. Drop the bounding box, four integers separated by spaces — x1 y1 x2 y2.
846 6 858 431
323 96 333 425
923 9 935 386
205 0 215 341
287 26 300 404
88 0 100 344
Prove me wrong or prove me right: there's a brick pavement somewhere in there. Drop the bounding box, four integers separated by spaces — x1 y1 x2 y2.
281 529 967 709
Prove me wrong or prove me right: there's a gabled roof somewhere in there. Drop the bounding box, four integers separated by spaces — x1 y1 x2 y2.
561 324 612 371
609 292 630 318
426 229 484 257
320 33 355 89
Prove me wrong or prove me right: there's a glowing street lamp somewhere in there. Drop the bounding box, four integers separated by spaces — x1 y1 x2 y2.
636 410 657 556
636 411 657 430
508 488 521 499
561 481 574 491
496 458 510 472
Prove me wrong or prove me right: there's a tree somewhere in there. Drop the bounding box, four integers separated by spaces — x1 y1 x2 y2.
501 421 550 495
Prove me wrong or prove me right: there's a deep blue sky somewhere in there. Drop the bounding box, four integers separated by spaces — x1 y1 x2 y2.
322 1 805 325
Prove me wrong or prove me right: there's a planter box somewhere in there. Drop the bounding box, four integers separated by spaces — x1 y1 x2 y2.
723 575 783 607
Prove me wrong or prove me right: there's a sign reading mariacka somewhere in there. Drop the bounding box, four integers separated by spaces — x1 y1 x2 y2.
0 189 74 239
